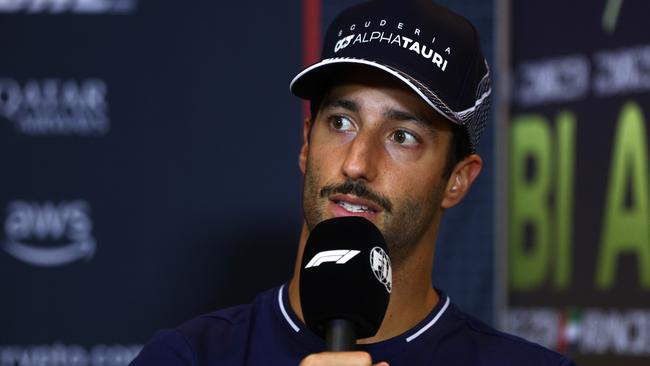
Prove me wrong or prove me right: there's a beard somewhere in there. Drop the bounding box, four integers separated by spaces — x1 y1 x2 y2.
302 158 446 268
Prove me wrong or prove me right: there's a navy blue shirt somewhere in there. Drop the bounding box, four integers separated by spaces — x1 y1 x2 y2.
131 285 574 366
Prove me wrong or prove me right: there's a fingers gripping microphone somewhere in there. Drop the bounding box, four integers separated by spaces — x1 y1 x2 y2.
299 217 392 351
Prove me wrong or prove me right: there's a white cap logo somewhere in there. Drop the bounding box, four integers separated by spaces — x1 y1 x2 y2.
370 246 392 293
334 34 355 53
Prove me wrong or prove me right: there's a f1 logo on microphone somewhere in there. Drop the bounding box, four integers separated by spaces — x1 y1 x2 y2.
305 250 360 268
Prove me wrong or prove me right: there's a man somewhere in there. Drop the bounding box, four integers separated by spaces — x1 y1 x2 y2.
131 1 574 365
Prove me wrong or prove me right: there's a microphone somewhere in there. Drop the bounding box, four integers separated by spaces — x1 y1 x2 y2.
299 216 392 351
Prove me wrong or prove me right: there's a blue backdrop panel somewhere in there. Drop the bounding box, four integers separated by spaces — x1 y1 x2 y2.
0 0 303 358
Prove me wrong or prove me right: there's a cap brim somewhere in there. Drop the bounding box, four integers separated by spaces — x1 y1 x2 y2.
290 57 460 126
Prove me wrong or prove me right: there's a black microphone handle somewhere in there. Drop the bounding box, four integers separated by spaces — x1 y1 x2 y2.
325 319 357 352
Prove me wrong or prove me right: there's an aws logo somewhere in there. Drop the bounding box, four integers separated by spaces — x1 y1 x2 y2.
3 200 96 266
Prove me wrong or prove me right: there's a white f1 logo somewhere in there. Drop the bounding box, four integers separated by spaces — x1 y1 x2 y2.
305 249 360 268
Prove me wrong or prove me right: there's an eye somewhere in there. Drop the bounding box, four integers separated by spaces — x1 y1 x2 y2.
390 129 419 147
328 115 355 132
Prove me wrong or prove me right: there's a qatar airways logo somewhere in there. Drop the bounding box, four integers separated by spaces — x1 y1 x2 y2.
334 19 451 72
0 78 109 136
3 200 96 267
0 0 137 14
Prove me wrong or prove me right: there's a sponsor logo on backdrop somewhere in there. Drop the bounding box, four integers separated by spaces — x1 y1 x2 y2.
505 308 650 356
3 200 96 266
508 2 650 363
514 44 650 107
333 19 452 72
0 0 137 14
0 78 109 136
0 343 142 366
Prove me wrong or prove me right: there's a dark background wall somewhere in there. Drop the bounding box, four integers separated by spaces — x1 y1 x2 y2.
0 1 496 364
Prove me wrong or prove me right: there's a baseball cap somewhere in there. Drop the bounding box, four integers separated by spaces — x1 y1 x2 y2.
290 0 491 152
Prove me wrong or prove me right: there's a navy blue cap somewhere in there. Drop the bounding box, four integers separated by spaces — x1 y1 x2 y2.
290 0 491 152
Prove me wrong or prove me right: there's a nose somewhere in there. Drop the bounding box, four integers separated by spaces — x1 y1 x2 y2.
340 132 379 182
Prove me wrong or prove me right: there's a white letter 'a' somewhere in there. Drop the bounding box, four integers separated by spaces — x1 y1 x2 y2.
305 250 360 268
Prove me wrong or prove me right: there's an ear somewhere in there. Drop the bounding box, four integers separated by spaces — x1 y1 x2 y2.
441 154 482 209
298 117 311 174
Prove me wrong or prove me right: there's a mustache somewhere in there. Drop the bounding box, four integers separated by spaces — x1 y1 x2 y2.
319 179 393 213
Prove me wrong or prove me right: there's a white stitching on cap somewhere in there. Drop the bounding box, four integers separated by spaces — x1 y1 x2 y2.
290 58 458 123
290 58 490 122
290 57 491 151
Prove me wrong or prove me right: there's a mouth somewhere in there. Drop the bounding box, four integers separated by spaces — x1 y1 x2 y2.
336 201 374 213
329 194 383 217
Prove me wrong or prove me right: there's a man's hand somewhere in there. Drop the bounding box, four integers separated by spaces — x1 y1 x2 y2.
300 352 389 366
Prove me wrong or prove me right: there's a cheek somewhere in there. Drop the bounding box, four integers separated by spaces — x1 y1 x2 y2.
383 165 444 204
307 139 347 177
304 145 335 196
304 151 321 189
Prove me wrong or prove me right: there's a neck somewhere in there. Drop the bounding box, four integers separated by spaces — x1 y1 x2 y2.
288 221 440 343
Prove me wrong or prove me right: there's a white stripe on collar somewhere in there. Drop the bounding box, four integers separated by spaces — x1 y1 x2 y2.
279 285 300 332
405 296 450 343
278 285 450 340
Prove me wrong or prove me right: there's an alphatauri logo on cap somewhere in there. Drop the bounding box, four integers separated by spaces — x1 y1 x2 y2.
332 19 451 72
370 246 392 293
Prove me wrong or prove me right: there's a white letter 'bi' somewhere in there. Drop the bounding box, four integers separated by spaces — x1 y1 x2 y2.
305 250 360 268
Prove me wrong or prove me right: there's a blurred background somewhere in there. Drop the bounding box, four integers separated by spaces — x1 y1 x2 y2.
0 1 648 365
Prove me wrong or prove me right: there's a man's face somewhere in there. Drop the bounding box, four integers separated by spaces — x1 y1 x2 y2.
299 69 454 266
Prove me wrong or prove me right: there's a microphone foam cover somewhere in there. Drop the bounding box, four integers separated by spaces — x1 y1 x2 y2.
300 216 392 339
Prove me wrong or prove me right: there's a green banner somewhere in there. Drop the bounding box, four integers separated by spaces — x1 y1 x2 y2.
505 1 650 365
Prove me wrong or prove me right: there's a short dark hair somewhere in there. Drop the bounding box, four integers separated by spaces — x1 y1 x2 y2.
308 99 471 180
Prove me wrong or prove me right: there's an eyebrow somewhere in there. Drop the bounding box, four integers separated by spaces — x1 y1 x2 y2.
320 98 359 113
383 109 431 129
